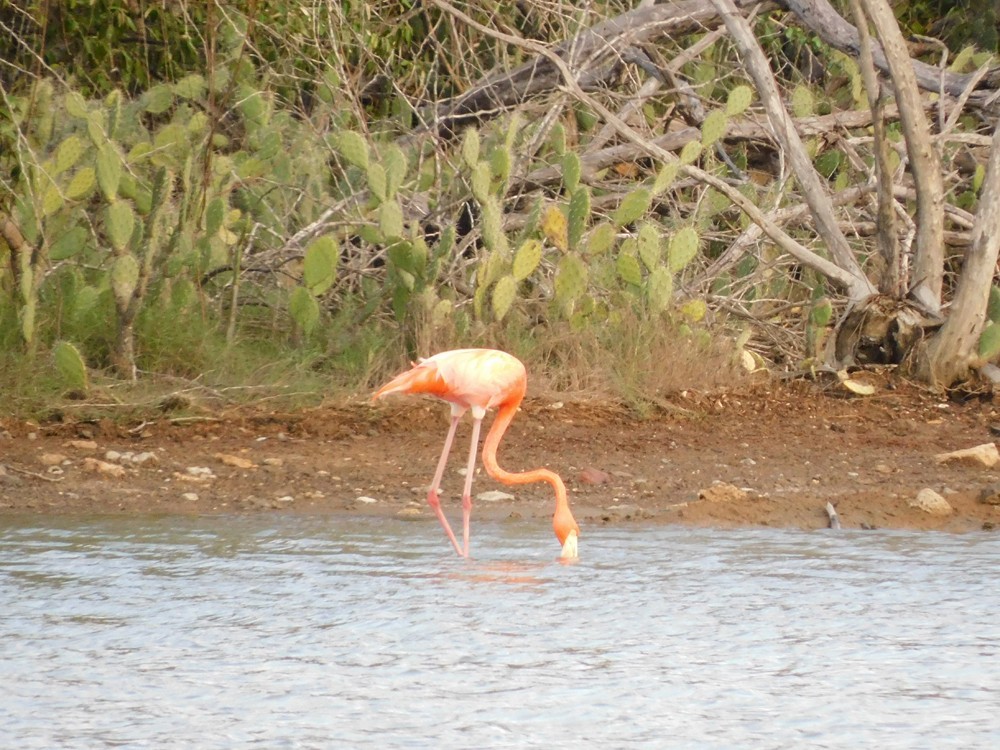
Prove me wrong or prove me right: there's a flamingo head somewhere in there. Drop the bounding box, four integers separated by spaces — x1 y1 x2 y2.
554 506 580 559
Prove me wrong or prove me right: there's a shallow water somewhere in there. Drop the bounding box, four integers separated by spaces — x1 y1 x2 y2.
1 514 998 749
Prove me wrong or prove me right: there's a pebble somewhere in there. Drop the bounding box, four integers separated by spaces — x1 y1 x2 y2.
476 490 515 502
356 496 379 504
81 457 126 478
579 467 611 485
215 453 256 469
64 439 97 452
909 488 953 516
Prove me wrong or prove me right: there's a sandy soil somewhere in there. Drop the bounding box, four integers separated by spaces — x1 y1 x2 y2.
2 379 1000 544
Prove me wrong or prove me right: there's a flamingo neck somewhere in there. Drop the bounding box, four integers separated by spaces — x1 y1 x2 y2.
481 400 578 542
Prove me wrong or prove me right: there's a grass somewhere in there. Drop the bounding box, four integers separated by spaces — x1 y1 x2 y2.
0 293 749 423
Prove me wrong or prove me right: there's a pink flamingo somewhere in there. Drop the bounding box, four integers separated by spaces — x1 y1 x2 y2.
374 349 580 559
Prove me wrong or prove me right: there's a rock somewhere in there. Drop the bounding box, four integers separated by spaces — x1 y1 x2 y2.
934 443 1000 468
262 458 284 467
355 495 378 504
181 492 199 502
175 466 216 483
38 453 67 467
215 453 256 469
698 482 750 503
579 467 611 485
977 483 1000 505
64 439 97 452
104 450 156 466
909 488 953 516
476 490 515 502
81 457 126 478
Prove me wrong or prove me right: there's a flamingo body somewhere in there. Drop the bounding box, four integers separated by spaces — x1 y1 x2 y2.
374 349 579 559
374 349 525 417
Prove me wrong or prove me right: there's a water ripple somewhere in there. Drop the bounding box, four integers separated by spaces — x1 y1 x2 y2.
1 515 998 749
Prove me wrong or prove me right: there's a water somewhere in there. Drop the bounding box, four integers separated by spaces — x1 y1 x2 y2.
1 515 998 749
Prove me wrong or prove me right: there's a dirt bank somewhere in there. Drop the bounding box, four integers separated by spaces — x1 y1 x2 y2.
2 380 1000 538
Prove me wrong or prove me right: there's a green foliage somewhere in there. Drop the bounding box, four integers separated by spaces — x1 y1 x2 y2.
52 341 89 390
700 110 728 148
987 285 1000 324
0 3 761 408
679 140 702 166
647 267 674 312
790 85 814 118
562 152 582 193
462 128 480 169
613 188 652 227
980 322 1000 359
668 227 700 273
492 275 517 321
567 187 591 251
725 85 753 116
304 236 339 296
289 286 320 335
512 240 543 281
334 131 370 170
555 253 589 311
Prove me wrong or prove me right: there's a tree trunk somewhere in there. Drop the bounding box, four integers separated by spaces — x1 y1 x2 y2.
915 122 1000 385
859 0 944 313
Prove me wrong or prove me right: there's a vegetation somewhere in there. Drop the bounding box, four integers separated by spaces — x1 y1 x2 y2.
1 0 999 417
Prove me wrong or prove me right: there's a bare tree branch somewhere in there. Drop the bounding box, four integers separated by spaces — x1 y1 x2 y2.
860 0 945 313
849 0 900 296
711 0 870 290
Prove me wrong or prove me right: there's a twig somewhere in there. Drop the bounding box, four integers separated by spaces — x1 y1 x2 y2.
3 464 64 483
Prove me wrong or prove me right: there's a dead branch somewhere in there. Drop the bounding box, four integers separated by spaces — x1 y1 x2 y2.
858 0 944 313
849 0 900 296
782 0 1000 106
712 0 868 288
421 0 773 139
420 0 999 143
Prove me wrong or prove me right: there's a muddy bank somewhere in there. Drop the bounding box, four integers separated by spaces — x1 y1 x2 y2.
2 381 1000 536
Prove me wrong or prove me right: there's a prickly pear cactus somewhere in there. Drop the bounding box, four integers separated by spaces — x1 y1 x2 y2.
568 187 590 252
512 239 543 281
555 253 588 314
53 341 89 390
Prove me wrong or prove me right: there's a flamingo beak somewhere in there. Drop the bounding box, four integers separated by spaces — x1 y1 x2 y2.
559 530 579 559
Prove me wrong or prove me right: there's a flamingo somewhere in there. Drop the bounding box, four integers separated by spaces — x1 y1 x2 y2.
373 348 580 559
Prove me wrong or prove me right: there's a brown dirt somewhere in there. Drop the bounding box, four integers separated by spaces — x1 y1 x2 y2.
3 379 1000 537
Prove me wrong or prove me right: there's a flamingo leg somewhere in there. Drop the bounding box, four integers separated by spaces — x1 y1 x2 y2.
427 415 464 557
460 416 484 557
